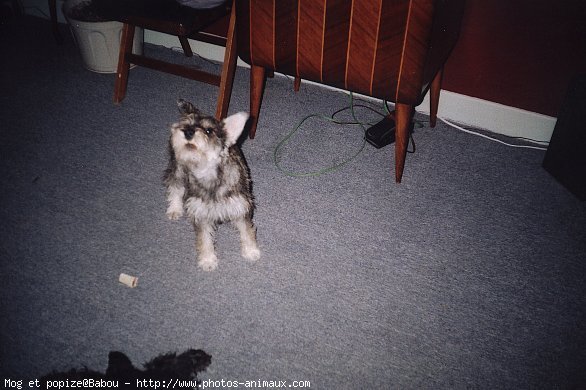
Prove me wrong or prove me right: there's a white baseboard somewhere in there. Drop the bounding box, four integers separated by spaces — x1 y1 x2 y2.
418 90 556 143
29 2 556 143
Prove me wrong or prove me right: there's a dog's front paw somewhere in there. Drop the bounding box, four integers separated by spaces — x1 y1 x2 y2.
242 244 260 262
198 254 218 272
166 207 184 221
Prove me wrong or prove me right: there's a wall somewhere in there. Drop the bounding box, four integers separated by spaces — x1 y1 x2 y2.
442 0 586 118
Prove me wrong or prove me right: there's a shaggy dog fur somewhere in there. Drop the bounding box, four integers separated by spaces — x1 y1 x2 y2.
164 100 260 271
39 349 211 389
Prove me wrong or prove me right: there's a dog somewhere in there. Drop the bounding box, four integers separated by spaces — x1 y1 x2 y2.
164 100 260 271
40 349 211 390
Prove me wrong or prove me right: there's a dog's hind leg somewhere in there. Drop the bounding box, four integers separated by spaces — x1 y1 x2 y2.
195 222 218 271
233 216 260 262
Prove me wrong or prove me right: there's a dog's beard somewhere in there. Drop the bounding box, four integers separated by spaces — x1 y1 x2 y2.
171 129 222 164
172 137 230 192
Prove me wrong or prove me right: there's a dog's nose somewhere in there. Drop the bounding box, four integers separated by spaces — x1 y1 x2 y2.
183 128 195 140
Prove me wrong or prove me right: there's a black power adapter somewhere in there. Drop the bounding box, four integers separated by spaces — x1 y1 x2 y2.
365 115 414 149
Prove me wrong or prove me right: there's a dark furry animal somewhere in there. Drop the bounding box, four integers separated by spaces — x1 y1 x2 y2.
40 349 211 390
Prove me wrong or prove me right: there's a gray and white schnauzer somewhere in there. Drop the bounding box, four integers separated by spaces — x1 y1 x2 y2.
164 99 260 271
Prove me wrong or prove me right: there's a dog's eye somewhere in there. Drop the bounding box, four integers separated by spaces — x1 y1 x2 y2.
204 127 213 135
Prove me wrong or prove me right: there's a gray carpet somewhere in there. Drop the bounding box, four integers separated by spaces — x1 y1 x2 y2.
1 16 585 389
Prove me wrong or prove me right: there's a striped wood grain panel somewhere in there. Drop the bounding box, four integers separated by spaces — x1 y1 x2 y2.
239 0 460 106
371 1 410 100
395 0 435 103
322 0 352 88
345 0 382 95
249 0 274 67
236 0 465 182
296 0 326 82
274 0 298 75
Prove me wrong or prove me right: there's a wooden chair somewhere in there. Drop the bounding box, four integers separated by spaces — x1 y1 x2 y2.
99 0 237 120
235 0 465 182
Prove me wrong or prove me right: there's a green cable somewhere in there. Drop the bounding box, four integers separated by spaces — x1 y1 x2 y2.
272 93 427 177
273 92 371 178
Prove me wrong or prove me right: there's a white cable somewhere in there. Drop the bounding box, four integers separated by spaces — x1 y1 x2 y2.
438 117 548 151
170 47 220 66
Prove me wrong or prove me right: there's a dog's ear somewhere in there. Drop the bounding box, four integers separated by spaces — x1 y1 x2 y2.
106 351 137 378
177 99 200 117
222 112 249 147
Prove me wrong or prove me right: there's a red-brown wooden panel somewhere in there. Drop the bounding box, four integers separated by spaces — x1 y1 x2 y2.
371 1 409 100
395 0 435 104
345 0 381 95
422 0 465 86
322 0 352 88
274 0 298 75
249 0 274 68
235 1 251 64
236 0 466 183
297 0 326 82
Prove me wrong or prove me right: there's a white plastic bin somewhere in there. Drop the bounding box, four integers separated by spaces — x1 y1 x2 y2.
68 19 143 73
64 0 143 73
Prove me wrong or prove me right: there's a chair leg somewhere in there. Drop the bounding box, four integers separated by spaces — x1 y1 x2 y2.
294 76 301 92
429 67 443 128
178 36 193 57
394 103 414 183
249 65 267 139
48 0 62 43
215 0 237 120
113 23 135 104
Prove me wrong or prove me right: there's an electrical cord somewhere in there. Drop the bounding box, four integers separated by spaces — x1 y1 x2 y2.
437 117 549 151
333 101 419 153
273 92 424 177
273 92 371 177
170 46 222 67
